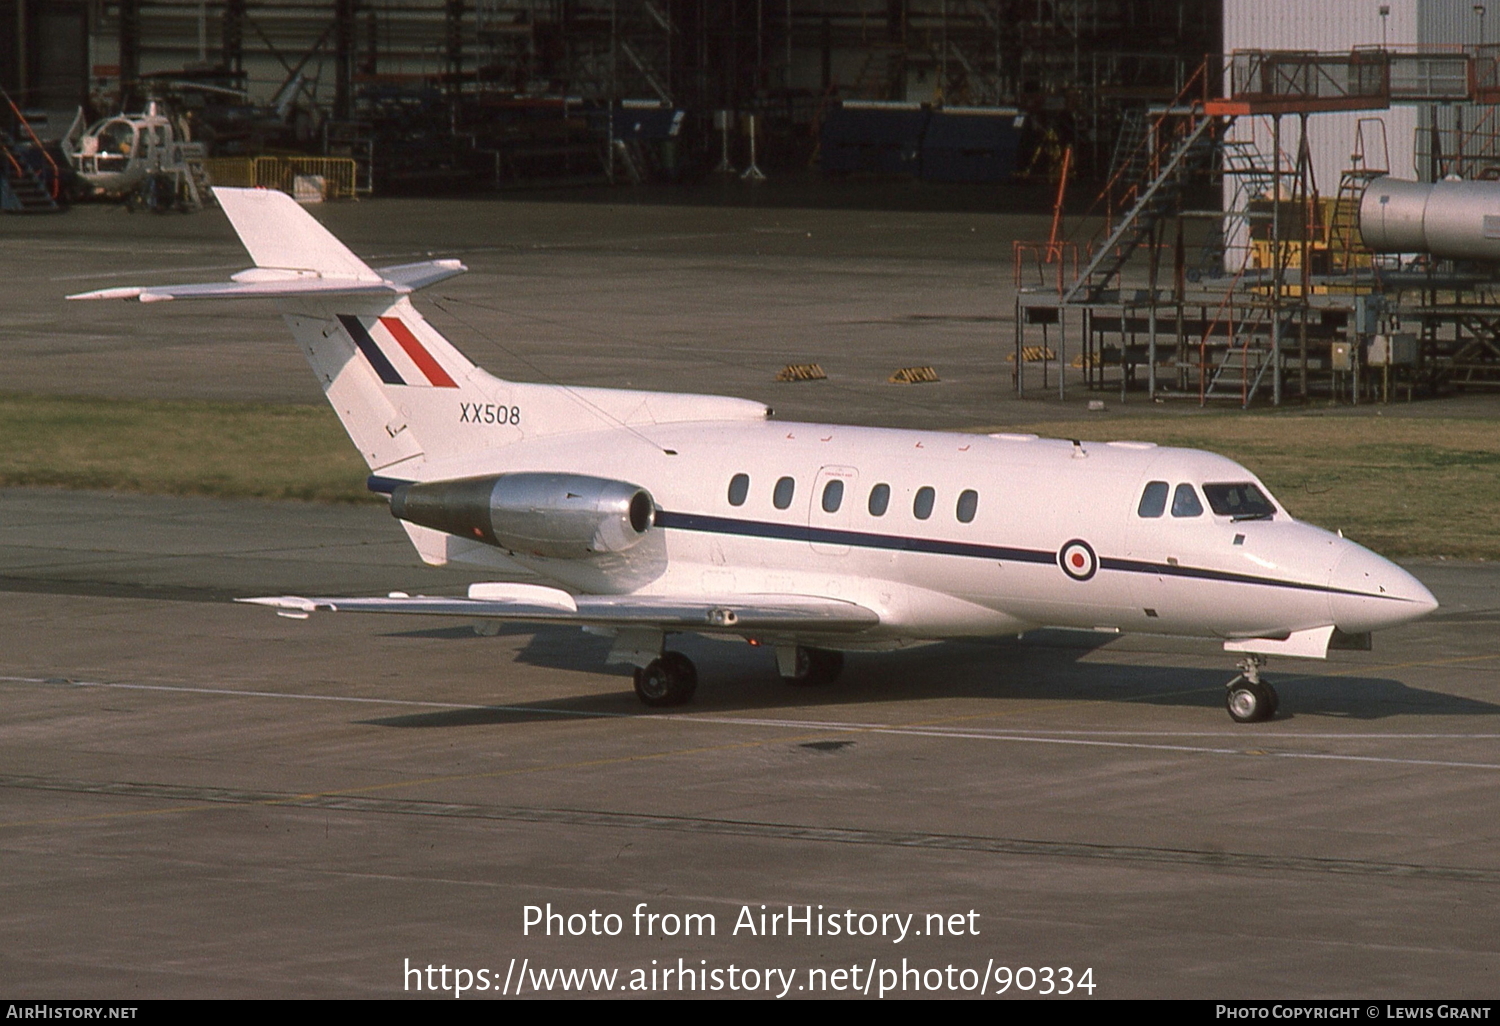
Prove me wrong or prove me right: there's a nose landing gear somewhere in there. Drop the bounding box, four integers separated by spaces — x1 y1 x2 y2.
1225 655 1279 723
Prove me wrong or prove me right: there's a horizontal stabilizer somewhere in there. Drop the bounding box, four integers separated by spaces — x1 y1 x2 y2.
67 184 466 302
238 591 881 633
378 260 468 291
67 259 467 303
69 279 403 303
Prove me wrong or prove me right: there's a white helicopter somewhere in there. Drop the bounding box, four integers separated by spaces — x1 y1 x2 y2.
70 187 1440 723
61 101 208 209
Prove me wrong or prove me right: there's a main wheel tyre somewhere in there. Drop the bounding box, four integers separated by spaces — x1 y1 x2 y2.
658 651 698 704
633 653 697 708
1226 680 1275 723
782 647 844 687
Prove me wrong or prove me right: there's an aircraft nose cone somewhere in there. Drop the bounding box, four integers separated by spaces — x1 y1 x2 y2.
1328 544 1439 633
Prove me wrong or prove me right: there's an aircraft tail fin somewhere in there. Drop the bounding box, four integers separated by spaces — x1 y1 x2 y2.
69 188 485 476
215 186 381 281
69 186 769 488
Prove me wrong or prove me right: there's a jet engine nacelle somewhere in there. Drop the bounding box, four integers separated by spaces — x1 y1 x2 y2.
390 472 655 559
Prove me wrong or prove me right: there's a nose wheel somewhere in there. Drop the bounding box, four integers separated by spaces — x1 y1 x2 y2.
633 651 698 707
1225 655 1278 723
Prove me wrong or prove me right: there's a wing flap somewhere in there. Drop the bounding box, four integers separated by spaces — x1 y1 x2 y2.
238 590 880 633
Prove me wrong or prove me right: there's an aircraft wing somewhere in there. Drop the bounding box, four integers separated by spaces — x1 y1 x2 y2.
238 583 880 634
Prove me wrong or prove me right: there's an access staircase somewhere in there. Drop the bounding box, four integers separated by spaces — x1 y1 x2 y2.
1 139 60 213
2 88 63 213
1202 341 1276 405
1193 138 1278 277
938 0 1004 105
1060 65 1223 305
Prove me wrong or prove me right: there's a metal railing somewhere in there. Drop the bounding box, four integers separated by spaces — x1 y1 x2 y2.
1227 50 1389 108
1 86 61 198
199 156 360 199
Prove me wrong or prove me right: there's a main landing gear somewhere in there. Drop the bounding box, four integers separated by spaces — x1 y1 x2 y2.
633 651 698 707
631 645 847 708
630 645 846 708
1224 655 1279 723
779 646 845 687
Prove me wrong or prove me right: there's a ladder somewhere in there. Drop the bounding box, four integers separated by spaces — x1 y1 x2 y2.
1060 110 1218 305
1328 169 1384 273
1195 138 1278 277
1202 306 1275 405
0 139 60 213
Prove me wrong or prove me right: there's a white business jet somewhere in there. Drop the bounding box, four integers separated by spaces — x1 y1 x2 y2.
71 187 1439 722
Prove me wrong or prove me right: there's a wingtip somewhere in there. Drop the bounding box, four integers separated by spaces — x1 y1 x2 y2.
66 287 145 302
236 595 317 612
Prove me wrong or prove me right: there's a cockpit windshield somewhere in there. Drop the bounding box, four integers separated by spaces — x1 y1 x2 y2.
1202 483 1277 520
97 120 135 154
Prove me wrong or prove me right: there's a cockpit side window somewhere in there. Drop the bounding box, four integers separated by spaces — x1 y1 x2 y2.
1202 483 1276 519
1137 481 1169 518
1171 483 1204 518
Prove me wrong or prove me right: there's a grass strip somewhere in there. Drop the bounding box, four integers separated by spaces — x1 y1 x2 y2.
992 416 1500 560
0 394 370 503
0 394 1493 558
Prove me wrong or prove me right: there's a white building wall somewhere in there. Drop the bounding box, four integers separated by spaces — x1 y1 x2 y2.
1223 0 1492 198
1419 0 1491 46
1223 0 1421 208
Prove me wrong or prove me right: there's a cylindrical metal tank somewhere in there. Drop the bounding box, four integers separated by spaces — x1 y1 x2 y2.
1359 177 1500 261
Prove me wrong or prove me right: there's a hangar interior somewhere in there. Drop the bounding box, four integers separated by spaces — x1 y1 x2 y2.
1 1 1216 190
5 1 1500 405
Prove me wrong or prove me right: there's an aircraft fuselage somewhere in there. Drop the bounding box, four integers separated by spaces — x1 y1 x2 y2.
404 418 1435 648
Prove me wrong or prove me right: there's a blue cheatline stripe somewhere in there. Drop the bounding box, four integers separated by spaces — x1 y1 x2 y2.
338 314 405 386
654 510 1057 565
1099 556 1346 596
654 510 1405 602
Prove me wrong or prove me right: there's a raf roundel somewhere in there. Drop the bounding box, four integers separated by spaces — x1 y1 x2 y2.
1058 539 1098 582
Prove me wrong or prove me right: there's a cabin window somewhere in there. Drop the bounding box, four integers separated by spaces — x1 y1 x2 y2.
773 476 796 510
1171 483 1204 518
868 483 891 516
956 489 979 523
821 479 844 513
727 473 749 507
1138 481 1169 518
913 486 935 520
1202 482 1276 519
